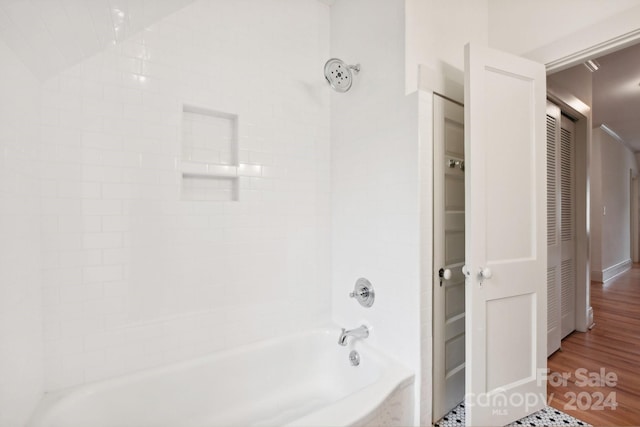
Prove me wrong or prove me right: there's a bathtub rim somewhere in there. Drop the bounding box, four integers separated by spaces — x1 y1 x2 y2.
284 371 415 427
28 324 414 427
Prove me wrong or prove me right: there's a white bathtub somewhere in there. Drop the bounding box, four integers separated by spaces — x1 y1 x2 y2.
28 327 414 427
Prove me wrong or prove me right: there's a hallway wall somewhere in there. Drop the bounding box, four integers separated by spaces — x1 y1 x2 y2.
548 63 593 107
592 127 639 281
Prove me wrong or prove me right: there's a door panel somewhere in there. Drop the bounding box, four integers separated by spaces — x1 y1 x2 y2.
433 94 466 421
445 229 465 265
483 71 535 262
445 273 465 319
486 293 534 390
464 44 547 426
446 176 465 211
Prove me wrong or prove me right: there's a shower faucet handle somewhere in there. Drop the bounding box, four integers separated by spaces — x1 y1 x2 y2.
349 288 368 299
349 278 375 308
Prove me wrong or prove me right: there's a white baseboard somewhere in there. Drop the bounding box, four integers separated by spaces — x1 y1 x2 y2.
596 259 632 283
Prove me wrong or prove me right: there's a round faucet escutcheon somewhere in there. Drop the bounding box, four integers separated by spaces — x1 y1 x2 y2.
349 278 375 308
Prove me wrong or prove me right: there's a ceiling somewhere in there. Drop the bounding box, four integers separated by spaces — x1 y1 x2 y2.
592 42 640 152
2 0 635 151
0 0 196 80
0 0 336 80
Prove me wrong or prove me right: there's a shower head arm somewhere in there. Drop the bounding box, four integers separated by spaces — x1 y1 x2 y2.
348 64 361 74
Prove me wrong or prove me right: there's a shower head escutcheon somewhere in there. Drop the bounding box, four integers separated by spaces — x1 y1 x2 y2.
324 58 360 92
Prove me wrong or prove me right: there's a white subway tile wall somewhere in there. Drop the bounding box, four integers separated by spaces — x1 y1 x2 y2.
181 108 236 164
0 0 197 80
181 175 238 202
0 40 44 426
40 0 331 390
329 0 422 423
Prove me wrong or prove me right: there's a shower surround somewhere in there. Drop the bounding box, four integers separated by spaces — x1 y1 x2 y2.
38 0 331 391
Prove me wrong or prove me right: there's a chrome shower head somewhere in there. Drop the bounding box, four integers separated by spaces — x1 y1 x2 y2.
324 58 360 92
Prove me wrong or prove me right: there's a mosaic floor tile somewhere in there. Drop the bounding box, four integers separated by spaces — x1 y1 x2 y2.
434 402 591 427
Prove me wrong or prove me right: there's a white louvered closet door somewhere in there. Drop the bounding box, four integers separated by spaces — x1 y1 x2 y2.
560 115 577 338
546 102 562 356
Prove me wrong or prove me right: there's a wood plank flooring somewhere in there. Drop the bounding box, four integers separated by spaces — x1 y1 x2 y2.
547 264 640 426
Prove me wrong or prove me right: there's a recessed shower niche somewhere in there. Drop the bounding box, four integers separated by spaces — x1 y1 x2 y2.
180 105 239 201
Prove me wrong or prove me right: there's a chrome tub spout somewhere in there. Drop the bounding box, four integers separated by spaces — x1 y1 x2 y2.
338 325 369 346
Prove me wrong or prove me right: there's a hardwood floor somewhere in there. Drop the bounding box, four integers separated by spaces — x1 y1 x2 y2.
547 264 640 426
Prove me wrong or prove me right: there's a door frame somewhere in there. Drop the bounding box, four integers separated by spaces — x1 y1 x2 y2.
528 13 640 73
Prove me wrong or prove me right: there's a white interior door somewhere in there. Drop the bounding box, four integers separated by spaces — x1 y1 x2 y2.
546 102 562 356
464 44 547 426
560 116 576 338
433 94 466 421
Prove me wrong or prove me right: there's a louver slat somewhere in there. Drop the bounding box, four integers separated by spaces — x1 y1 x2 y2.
547 267 559 330
561 258 575 315
560 127 574 242
547 115 557 246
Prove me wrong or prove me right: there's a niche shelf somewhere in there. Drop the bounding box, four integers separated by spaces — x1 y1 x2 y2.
180 105 239 201
182 174 238 202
